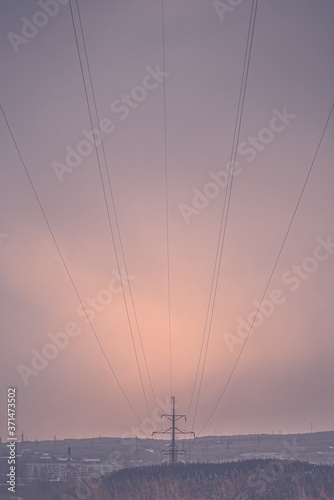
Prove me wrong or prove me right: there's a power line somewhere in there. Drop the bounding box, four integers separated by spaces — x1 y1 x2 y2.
68 0 152 423
0 104 145 430
161 0 173 396
73 0 158 410
188 0 258 430
198 101 334 436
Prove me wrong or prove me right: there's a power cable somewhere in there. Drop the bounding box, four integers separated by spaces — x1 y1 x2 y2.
161 0 173 397
198 101 334 435
188 0 258 430
0 104 146 430
68 0 152 423
73 0 158 410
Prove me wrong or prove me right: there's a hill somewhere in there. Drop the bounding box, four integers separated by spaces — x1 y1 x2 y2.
2 430 333 466
11 460 334 500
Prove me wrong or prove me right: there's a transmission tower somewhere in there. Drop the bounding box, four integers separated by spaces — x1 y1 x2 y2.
153 397 195 464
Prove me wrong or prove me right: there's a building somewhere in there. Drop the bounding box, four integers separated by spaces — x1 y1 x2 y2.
25 458 114 482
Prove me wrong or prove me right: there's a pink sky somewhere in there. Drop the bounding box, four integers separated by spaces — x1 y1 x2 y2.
0 0 333 440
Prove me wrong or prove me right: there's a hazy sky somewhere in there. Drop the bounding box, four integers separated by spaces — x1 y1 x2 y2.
1 0 333 441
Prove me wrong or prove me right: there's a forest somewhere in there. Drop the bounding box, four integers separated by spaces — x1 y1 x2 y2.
12 459 334 500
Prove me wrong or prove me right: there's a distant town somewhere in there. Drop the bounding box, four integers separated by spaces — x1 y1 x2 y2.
1 430 334 488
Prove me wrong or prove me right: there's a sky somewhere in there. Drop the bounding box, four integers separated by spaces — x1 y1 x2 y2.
0 0 333 441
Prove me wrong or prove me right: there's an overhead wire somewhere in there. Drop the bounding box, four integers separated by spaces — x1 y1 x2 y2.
161 0 173 397
198 101 334 436
188 0 258 430
0 104 146 430
73 0 159 410
68 0 153 425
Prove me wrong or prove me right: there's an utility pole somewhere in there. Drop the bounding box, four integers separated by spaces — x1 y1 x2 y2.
153 397 194 464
